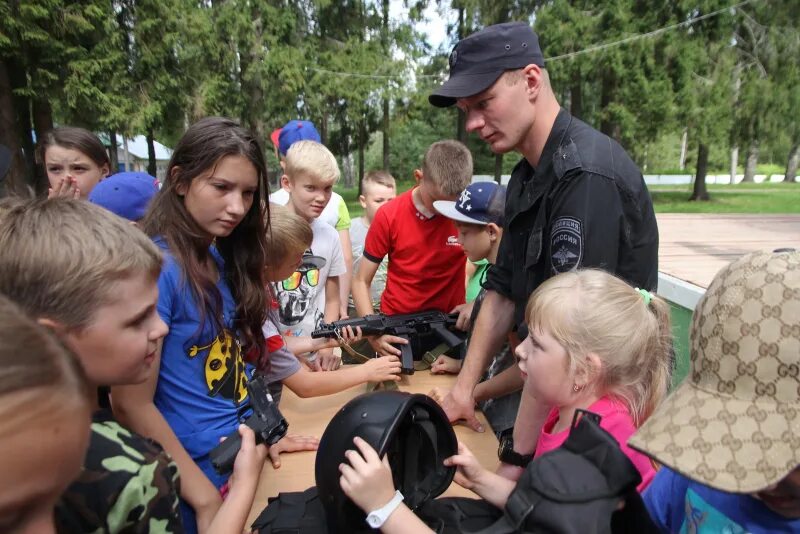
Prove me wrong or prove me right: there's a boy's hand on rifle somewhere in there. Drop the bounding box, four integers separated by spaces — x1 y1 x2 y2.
368 334 408 357
336 325 363 345
450 301 475 331
361 355 402 382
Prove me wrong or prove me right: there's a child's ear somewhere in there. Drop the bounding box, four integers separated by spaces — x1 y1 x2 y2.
280 175 291 191
171 166 187 195
36 317 67 336
486 222 501 241
358 194 366 208
413 169 423 184
578 352 603 387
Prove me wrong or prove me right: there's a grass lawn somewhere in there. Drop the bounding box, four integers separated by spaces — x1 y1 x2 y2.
336 181 800 217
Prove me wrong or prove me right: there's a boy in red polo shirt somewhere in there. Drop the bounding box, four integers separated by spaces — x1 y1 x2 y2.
352 140 472 357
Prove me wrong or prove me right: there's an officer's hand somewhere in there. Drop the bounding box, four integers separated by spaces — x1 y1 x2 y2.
367 334 408 357
441 388 484 433
450 302 475 331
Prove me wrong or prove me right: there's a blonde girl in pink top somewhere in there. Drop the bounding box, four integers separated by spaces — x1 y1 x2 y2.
515 268 672 490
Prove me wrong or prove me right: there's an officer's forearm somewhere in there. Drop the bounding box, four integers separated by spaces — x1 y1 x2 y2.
512 383 552 456
453 290 514 399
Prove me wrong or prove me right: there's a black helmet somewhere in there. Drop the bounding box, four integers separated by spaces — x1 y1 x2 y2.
315 391 457 533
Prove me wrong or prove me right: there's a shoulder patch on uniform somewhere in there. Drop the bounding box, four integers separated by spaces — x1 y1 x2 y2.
550 217 583 273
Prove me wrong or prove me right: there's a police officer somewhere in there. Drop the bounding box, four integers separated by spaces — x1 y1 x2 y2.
430 22 659 479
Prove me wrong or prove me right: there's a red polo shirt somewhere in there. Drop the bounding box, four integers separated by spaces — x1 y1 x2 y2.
363 188 466 314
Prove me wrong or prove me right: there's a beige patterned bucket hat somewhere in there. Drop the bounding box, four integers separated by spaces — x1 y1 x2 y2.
629 249 800 493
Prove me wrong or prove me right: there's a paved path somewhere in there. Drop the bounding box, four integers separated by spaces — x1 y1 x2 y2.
657 214 800 288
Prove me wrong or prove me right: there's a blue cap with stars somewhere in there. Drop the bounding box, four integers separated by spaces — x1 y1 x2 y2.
433 181 506 226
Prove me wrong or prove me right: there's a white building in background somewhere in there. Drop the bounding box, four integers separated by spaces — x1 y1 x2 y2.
115 136 172 182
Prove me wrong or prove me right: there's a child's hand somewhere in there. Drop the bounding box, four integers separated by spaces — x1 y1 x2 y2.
443 441 488 491
337 325 363 345
450 301 475 331
317 348 341 371
368 334 408 357
427 386 449 406
48 177 81 199
228 424 268 490
362 355 402 382
430 355 463 375
339 436 396 513
267 433 319 469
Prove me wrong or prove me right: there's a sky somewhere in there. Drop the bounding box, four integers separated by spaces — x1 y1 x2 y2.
390 0 453 53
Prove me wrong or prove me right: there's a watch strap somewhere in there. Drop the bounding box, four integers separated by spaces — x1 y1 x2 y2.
366 489 404 528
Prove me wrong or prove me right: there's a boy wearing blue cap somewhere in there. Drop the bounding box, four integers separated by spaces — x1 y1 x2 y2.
270 120 354 318
88 171 159 223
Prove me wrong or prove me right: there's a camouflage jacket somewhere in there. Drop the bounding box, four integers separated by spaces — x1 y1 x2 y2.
55 411 184 533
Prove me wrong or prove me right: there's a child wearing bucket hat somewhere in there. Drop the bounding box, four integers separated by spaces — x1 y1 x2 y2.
630 249 800 531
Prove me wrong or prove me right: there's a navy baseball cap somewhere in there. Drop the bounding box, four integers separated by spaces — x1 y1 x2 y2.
433 181 506 226
429 22 545 108
278 120 321 156
88 171 159 221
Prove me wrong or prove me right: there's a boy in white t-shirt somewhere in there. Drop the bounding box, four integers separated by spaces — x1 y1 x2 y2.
348 170 396 313
272 140 346 372
269 120 353 317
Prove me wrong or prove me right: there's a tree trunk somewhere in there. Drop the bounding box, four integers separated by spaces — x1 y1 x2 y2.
600 70 619 141
382 96 389 171
679 127 688 170
785 142 799 183
0 58 28 195
358 117 366 195
729 146 738 185
108 131 119 173
320 113 328 146
494 154 503 184
690 142 710 201
741 141 758 183
7 57 39 194
146 129 157 178
31 98 53 193
456 108 467 143
570 68 582 119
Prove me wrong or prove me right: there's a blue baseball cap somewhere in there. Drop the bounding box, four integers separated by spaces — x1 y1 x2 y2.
278 120 321 156
88 171 159 221
433 181 506 226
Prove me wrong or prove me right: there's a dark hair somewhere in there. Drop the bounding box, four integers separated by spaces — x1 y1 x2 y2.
0 293 91 405
142 117 269 356
38 127 110 168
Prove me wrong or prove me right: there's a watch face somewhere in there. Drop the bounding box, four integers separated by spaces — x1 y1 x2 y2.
367 513 381 528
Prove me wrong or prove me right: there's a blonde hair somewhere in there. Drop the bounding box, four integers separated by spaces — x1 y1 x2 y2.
362 170 396 192
284 140 340 184
422 140 473 196
525 269 672 427
0 197 162 331
264 203 313 266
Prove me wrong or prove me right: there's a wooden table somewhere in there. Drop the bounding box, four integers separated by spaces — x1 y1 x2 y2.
247 369 499 525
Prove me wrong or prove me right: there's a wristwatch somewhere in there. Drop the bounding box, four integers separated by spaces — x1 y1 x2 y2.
366 490 404 529
497 435 533 467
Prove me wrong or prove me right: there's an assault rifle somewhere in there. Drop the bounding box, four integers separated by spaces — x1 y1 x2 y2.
311 310 464 375
209 374 288 474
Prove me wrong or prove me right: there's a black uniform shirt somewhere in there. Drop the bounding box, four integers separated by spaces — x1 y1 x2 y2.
483 108 659 329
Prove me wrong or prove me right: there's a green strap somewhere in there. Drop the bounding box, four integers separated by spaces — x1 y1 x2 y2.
413 343 448 371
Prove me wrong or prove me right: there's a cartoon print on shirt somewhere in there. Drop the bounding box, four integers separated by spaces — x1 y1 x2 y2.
275 249 327 327
188 330 249 404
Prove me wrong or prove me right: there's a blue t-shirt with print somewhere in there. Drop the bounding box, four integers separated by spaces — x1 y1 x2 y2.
154 240 254 490
644 467 800 533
